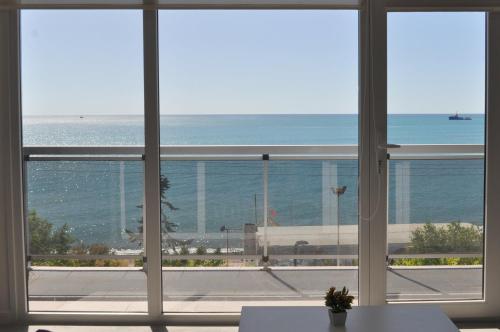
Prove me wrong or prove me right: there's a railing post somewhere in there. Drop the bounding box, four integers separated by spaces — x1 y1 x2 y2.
322 161 338 226
197 161 206 235
120 161 127 240
244 223 257 256
263 154 269 267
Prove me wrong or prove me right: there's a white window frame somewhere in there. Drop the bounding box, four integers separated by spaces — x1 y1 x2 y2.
373 5 500 322
0 0 499 325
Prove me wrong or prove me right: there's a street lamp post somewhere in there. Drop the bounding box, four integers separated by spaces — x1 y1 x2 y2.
333 186 347 267
220 225 241 267
220 225 230 266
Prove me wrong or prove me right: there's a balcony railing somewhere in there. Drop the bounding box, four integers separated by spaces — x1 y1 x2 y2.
23 144 484 265
23 144 484 159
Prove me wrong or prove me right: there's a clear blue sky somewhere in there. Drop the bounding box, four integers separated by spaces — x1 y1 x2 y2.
21 10 485 116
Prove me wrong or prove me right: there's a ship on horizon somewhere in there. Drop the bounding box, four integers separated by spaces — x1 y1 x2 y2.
449 112 472 120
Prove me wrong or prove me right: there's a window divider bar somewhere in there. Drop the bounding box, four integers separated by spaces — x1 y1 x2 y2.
358 3 371 307
0 0 362 11
367 0 388 305
483 11 500 313
1 8 28 320
143 9 163 319
386 0 500 12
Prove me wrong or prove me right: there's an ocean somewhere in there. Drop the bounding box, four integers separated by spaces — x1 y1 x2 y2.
23 114 485 250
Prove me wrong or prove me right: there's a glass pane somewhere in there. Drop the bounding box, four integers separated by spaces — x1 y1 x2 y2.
26 161 146 312
267 160 359 293
161 160 263 312
21 10 145 312
387 159 484 301
159 10 358 146
159 10 359 313
21 10 144 146
387 12 485 301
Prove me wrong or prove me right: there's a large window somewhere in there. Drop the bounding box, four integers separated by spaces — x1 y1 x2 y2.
386 12 485 301
158 10 359 313
11 4 497 321
21 10 146 312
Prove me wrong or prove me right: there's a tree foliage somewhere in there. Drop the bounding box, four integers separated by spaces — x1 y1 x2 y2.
393 221 483 266
127 174 192 252
410 221 482 254
29 210 130 267
29 210 74 255
162 246 225 267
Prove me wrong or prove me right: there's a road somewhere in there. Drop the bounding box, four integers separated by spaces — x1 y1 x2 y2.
28 267 482 303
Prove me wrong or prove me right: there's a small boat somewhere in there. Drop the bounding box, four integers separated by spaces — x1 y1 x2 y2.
449 113 471 120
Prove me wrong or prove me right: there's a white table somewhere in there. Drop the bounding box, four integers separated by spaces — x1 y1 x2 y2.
239 305 458 332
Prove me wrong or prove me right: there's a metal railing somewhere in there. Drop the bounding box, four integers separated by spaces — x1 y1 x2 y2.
23 144 485 265
23 144 485 160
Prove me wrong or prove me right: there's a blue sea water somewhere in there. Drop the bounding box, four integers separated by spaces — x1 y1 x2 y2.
23 114 485 146
23 114 485 250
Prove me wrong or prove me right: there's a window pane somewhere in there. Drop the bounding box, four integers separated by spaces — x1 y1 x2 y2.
21 10 146 312
159 10 358 145
159 10 359 313
22 10 144 146
267 160 359 292
387 12 485 301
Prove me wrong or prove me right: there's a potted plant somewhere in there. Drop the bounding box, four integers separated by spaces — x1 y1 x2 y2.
324 286 354 326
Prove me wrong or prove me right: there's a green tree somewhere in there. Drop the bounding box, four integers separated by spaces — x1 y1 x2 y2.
393 221 483 266
163 245 189 267
52 224 74 254
29 210 54 255
127 175 192 252
204 247 224 267
194 245 207 266
410 221 482 254
193 246 224 267
28 210 129 267
162 246 225 267
69 243 112 266
29 210 74 255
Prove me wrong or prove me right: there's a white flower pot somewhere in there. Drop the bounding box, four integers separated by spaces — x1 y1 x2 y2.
328 309 347 326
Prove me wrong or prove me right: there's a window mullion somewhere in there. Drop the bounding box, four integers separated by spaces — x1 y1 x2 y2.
143 9 163 318
483 11 500 312
367 0 388 305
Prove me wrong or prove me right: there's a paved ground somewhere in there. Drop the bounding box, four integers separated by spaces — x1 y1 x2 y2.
28 266 482 303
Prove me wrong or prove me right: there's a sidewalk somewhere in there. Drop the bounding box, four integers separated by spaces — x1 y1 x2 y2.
27 266 483 312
